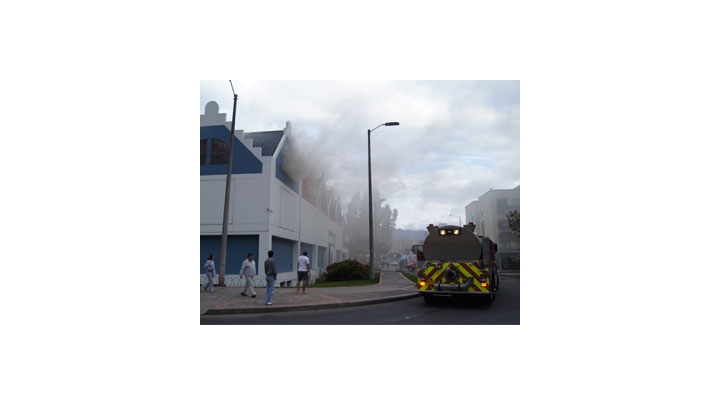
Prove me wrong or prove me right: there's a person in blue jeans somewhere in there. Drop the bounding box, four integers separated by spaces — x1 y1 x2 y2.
264 250 277 305
203 254 215 292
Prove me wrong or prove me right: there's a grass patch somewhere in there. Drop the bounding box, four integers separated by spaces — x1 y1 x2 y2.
311 273 380 288
400 271 418 283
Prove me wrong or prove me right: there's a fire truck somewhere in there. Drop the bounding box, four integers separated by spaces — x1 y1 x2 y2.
417 222 499 304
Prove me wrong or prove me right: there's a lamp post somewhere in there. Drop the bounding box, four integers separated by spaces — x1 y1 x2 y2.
368 122 399 280
451 214 462 226
219 81 238 286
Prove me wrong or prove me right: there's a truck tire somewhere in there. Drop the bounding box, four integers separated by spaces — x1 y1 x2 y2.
487 278 496 305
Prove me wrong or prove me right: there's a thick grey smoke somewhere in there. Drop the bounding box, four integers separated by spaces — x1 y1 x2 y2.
201 80 520 230
279 123 329 184
279 124 312 182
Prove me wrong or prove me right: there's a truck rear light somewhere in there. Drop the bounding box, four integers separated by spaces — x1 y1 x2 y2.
481 282 488 288
419 280 426 287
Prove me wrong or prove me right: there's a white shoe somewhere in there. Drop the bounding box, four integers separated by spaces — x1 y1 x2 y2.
265 302 272 305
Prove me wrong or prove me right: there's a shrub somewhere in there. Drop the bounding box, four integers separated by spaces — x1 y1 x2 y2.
325 259 370 282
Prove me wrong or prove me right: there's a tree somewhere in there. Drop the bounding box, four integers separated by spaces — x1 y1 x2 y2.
506 210 520 236
344 190 397 262
345 192 368 259
376 205 398 259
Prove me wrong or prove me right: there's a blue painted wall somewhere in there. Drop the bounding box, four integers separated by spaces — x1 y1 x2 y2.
200 235 259 275
271 236 295 273
275 146 299 193
317 246 327 268
200 125 262 176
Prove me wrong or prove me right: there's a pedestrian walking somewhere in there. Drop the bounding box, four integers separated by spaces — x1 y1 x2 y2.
264 250 277 305
203 254 215 292
297 250 311 294
241 253 257 298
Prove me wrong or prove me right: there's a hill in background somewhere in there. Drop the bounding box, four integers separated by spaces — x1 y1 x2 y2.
393 229 428 241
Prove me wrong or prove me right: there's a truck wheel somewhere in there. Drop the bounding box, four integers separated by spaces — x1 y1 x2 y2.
487 278 495 305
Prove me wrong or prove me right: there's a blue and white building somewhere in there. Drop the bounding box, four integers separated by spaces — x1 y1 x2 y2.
200 101 348 287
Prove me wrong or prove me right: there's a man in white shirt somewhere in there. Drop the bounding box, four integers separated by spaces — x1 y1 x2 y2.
296 251 311 294
241 253 257 298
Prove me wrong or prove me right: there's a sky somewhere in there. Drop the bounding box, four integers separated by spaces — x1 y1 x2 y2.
200 80 519 230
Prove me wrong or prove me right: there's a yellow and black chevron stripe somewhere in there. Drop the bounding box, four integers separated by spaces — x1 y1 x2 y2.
418 261 491 293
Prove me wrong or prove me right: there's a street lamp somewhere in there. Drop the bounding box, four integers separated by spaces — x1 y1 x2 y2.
450 214 462 226
219 81 238 286
368 121 399 280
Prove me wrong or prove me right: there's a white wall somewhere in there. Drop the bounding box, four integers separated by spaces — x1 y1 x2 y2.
200 114 348 286
200 135 272 235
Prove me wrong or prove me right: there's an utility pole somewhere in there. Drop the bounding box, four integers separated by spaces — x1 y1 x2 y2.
219 81 238 286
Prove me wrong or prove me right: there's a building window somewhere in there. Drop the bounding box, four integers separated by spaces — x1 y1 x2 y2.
500 253 520 270
211 139 229 164
200 139 207 165
512 198 520 206
497 198 507 209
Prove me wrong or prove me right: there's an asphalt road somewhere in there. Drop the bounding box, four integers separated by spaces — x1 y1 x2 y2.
201 274 519 325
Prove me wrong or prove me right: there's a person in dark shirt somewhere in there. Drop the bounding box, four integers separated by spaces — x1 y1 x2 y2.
264 251 277 305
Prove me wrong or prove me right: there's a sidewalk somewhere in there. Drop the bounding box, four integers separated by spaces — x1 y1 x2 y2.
200 270 520 316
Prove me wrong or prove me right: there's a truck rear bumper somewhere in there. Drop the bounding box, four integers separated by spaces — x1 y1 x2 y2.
418 290 490 297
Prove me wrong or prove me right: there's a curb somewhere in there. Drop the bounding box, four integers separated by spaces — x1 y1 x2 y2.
202 292 419 316
202 273 517 316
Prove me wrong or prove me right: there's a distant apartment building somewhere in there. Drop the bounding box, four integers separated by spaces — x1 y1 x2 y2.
465 186 520 271
200 101 348 287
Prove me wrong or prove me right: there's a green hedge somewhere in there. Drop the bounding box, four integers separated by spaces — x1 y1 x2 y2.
324 259 370 282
